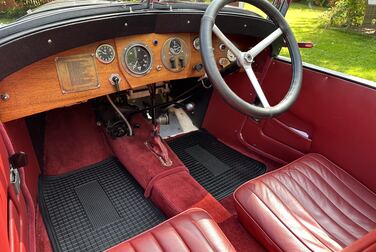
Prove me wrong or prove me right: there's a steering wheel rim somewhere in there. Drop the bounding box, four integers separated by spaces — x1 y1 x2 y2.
200 0 303 118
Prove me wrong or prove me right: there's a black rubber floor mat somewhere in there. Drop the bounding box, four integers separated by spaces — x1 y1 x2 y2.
39 158 165 252
168 130 267 200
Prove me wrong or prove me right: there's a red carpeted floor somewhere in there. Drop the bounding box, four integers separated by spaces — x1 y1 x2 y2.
39 103 266 251
44 103 113 175
220 196 266 252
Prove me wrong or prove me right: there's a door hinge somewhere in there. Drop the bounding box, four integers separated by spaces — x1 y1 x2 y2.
9 152 27 195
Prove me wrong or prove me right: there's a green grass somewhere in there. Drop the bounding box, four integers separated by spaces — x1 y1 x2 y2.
280 3 376 81
0 18 15 25
245 3 376 81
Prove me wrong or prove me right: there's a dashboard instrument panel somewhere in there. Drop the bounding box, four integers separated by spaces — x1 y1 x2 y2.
0 33 251 122
95 44 116 64
122 43 153 76
161 37 190 73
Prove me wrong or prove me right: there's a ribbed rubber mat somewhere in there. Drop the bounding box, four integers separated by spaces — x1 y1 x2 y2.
39 158 165 252
168 130 267 200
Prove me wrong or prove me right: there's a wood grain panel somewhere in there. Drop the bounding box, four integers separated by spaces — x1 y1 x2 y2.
0 33 248 122
0 40 130 122
115 33 195 88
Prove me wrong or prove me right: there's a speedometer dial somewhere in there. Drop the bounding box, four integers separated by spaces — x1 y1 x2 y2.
123 44 152 76
96 44 115 64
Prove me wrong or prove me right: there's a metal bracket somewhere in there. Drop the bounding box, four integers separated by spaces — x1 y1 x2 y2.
10 165 20 194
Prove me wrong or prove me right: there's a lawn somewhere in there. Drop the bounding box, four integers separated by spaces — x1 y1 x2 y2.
0 18 15 26
247 3 376 82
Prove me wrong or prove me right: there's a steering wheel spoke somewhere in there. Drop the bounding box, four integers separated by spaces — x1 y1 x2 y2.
244 66 270 108
200 0 302 118
248 28 283 59
213 25 243 60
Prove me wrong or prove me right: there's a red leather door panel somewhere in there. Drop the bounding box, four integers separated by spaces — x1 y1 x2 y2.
0 123 35 252
203 72 313 165
263 117 312 152
262 60 376 193
203 59 376 193
0 128 10 252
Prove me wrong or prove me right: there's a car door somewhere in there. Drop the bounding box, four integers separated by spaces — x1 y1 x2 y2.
0 123 35 252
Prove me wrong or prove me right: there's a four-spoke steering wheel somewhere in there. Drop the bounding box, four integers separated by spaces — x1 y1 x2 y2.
200 0 303 118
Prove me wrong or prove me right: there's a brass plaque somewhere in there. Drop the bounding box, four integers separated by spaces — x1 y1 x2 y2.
55 54 99 94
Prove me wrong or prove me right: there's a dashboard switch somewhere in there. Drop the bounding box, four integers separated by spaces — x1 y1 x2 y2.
193 63 203 72
109 73 121 92
170 57 176 69
178 57 185 68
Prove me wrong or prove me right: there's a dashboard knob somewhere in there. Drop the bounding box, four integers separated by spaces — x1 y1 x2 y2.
193 63 203 72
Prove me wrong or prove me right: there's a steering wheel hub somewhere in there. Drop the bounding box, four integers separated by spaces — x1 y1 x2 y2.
244 53 254 64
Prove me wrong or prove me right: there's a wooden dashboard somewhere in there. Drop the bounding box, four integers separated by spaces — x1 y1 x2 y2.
0 33 250 122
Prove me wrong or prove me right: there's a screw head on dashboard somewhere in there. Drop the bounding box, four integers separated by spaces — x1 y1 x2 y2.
0 93 10 101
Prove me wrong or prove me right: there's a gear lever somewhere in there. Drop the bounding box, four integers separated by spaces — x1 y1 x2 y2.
145 84 173 166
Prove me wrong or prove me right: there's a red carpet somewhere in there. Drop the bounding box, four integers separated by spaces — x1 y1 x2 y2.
40 104 266 251
106 115 184 189
220 195 266 252
44 104 113 175
106 116 232 224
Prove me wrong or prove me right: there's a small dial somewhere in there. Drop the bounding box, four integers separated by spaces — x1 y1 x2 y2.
169 38 182 55
193 37 200 51
227 50 237 62
95 44 115 64
124 44 152 75
161 37 189 73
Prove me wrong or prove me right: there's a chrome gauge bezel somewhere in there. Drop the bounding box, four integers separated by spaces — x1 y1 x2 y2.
95 44 116 64
122 43 153 77
193 37 200 51
161 37 190 73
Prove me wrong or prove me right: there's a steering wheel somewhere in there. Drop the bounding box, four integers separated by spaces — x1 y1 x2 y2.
200 0 303 118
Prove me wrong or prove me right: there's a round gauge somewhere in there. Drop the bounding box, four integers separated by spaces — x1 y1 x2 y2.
161 37 189 73
123 44 152 75
169 38 182 55
95 44 115 64
227 50 237 62
193 37 200 51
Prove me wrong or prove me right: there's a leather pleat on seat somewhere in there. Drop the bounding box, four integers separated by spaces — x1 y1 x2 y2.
234 153 376 252
106 208 235 252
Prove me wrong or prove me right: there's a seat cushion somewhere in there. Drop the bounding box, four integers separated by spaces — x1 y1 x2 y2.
342 229 376 252
106 208 235 252
234 153 376 252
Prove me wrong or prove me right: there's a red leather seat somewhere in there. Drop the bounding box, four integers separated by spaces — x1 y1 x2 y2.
234 153 376 251
106 208 235 252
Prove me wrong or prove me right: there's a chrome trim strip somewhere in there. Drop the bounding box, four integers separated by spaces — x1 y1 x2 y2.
277 55 376 89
